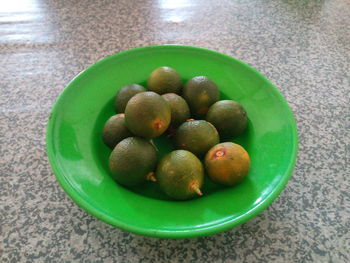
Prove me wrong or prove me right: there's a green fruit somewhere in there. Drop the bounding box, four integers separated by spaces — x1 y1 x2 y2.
102 114 133 149
205 142 250 186
114 84 146 113
174 120 219 157
161 93 190 129
147 66 182 94
109 137 157 187
206 100 248 139
182 76 220 117
156 150 204 200
125 92 171 138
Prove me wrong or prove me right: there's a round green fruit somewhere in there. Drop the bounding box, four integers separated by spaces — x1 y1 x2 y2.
173 120 219 157
125 91 171 138
114 84 146 113
109 137 157 187
102 114 132 149
206 100 248 139
156 150 204 200
147 66 182 94
182 76 220 117
162 93 190 129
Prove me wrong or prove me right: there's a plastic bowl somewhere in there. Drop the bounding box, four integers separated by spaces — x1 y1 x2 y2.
46 45 298 238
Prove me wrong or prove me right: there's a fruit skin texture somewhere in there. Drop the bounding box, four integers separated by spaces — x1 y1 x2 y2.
109 137 157 187
206 100 248 139
174 120 219 157
102 114 133 149
161 93 190 129
114 84 146 113
182 76 220 117
125 91 171 138
205 142 250 186
156 150 204 200
147 66 182 94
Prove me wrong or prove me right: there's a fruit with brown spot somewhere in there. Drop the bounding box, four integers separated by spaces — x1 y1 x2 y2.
125 91 171 138
156 150 204 200
205 142 250 186
109 137 157 186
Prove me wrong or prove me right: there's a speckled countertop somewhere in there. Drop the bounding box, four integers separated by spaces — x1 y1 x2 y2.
1 0 349 262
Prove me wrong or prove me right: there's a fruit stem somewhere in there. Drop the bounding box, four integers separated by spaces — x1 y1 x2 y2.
215 150 224 157
146 172 157 182
153 120 164 131
191 183 202 196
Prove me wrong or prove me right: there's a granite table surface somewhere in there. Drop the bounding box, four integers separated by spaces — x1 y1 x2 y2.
1 0 349 262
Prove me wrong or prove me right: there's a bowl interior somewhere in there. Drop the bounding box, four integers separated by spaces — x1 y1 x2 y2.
47 45 297 238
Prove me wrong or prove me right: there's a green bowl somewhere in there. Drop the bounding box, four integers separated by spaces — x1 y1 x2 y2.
46 45 298 238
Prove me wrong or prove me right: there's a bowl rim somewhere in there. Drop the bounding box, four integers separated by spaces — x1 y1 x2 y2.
46 44 298 238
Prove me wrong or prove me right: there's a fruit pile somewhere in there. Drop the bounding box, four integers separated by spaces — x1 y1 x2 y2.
102 66 250 200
